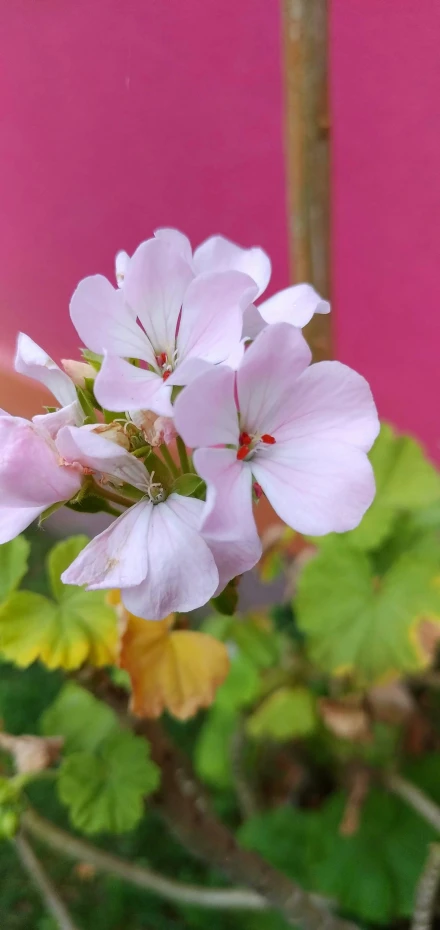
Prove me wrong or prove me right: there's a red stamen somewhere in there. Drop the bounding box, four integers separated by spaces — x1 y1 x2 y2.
237 444 251 461
252 481 263 500
156 352 167 367
261 433 276 444
162 370 171 381
239 431 252 446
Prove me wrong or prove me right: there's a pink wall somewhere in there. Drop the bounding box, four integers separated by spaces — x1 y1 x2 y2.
0 0 288 363
331 0 440 459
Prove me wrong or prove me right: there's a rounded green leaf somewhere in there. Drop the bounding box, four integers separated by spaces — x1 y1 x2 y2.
58 730 160 834
47 536 90 602
246 687 317 742
0 537 30 603
194 707 236 789
41 683 117 753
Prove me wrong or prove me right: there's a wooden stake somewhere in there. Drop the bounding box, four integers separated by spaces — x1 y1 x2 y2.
282 0 331 359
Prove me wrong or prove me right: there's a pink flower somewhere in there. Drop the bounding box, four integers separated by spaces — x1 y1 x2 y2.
153 228 330 334
0 416 83 543
174 323 379 543
15 333 83 438
57 426 219 620
70 237 257 417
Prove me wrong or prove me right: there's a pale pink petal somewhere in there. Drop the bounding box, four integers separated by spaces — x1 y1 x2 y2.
70 275 152 361
33 400 84 439
252 440 376 535
121 494 219 620
193 235 271 298
237 322 312 437
194 447 261 592
154 228 193 265
242 304 266 340
166 357 214 387
0 417 82 541
56 425 150 491
271 361 380 452
123 238 194 355
94 355 173 417
15 333 77 407
258 283 330 328
174 366 238 448
115 250 130 287
61 500 151 589
176 271 257 366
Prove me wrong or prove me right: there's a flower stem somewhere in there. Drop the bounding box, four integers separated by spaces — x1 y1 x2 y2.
386 773 440 833
15 832 81 930
160 444 180 478
176 436 190 474
93 485 136 509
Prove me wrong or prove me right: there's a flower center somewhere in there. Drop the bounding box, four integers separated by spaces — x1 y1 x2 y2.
146 472 166 504
236 431 276 461
155 352 173 381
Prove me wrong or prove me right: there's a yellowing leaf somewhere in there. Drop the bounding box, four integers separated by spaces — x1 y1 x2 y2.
120 611 230 721
0 537 118 670
246 686 317 741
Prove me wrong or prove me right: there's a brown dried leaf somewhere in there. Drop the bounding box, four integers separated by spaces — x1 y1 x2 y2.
0 732 64 774
319 697 371 743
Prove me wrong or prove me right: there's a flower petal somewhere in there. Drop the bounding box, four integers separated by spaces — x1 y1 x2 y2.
271 361 380 451
70 274 152 361
242 304 266 340
174 365 238 447
154 227 193 265
0 506 47 544
56 425 150 490
33 400 84 439
194 447 261 591
166 358 214 387
121 494 219 620
258 283 330 328
237 322 312 436
123 238 194 355
252 439 376 535
15 333 77 407
193 235 271 299
115 250 130 287
94 355 173 417
177 271 258 366
61 500 151 589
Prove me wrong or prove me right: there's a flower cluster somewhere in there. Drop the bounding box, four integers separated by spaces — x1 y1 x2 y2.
1 229 379 619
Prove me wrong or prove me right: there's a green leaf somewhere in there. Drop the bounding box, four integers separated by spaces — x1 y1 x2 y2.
58 730 160 834
246 687 317 742
0 584 117 670
172 474 206 498
296 536 440 683
345 424 440 552
211 578 239 616
0 537 30 603
239 757 440 923
80 349 102 371
194 707 236 789
47 536 90 602
76 386 97 421
41 683 117 753
215 652 261 713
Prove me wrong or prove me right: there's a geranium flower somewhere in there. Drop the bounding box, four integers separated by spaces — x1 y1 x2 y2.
174 322 379 540
0 415 83 543
57 426 220 620
70 237 257 416
15 333 83 437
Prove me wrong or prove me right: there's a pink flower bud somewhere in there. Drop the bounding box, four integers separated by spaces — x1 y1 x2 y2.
130 410 177 447
61 360 96 388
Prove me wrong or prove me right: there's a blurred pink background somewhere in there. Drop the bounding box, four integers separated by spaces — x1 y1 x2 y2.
1 0 440 456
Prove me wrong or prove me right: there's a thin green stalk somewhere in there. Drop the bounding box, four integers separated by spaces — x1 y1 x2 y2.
176 436 190 473
160 444 180 478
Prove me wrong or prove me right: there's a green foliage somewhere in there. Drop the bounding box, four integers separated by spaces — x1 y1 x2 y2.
210 579 239 616
0 536 117 670
0 774 29 839
246 687 317 742
194 708 236 789
239 755 440 923
296 535 440 683
42 683 160 835
172 474 206 498
0 537 30 603
59 730 160 835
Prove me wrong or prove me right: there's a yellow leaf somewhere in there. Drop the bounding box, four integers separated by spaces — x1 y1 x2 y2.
119 609 230 721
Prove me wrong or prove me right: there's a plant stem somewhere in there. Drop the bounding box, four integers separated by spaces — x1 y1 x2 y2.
85 675 358 930
386 773 440 833
93 485 135 508
15 832 81 930
160 444 180 478
411 843 440 930
22 808 267 912
176 436 190 473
